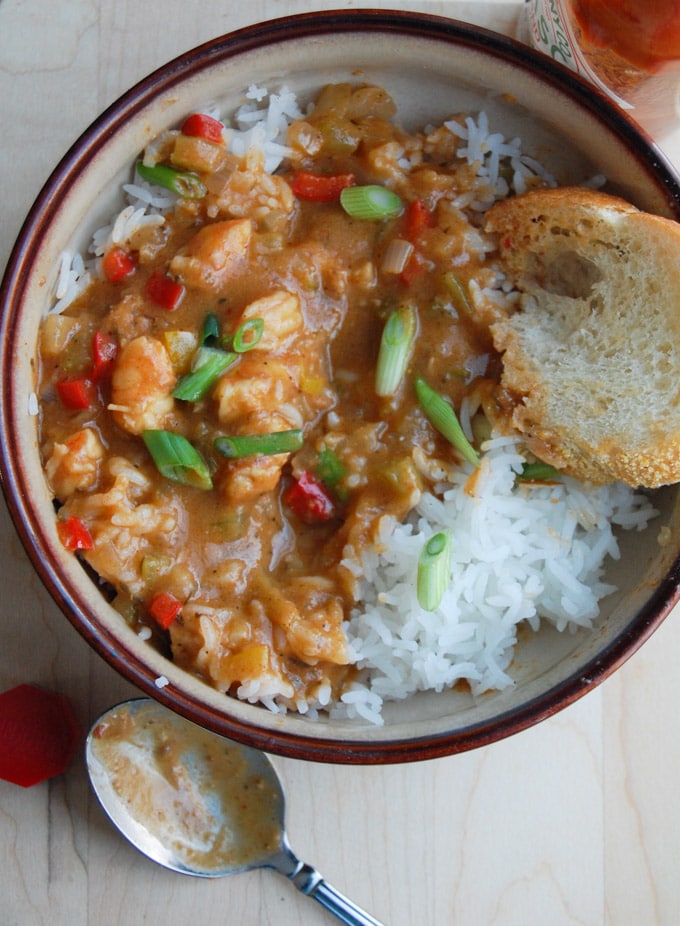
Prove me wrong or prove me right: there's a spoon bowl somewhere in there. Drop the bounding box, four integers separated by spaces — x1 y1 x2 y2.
86 699 382 925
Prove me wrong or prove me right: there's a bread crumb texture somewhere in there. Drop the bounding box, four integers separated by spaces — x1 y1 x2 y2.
484 187 680 487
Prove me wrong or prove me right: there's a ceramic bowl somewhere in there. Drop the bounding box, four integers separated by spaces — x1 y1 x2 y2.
1 10 679 764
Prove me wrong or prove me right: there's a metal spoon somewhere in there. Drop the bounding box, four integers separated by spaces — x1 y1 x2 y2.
85 698 383 926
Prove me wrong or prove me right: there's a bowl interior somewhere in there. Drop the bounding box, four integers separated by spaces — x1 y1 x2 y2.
2 11 680 762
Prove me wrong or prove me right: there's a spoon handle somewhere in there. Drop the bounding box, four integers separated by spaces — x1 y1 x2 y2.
288 861 385 926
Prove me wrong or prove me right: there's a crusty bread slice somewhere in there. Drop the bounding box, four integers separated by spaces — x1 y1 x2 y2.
484 186 680 487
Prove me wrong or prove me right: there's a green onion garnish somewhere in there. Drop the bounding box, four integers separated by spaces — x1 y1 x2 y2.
142 430 213 490
417 530 452 611
415 377 480 467
316 445 345 490
136 160 207 199
518 461 560 481
201 313 220 346
340 184 403 220
375 305 417 397
214 429 303 459
233 317 264 353
172 346 236 401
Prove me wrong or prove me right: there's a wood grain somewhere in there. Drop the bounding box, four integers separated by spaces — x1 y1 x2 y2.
1 2 679 924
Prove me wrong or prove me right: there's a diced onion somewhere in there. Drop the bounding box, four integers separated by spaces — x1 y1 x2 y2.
381 238 414 274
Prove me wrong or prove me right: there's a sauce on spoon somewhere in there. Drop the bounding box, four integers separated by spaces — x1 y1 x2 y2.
86 699 383 925
89 700 281 874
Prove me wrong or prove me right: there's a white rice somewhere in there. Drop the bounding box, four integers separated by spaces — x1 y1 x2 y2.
50 250 92 315
46 85 660 724
51 86 557 313
227 84 302 171
444 111 557 205
335 438 657 725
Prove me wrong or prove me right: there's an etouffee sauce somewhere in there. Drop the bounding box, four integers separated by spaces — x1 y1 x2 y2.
90 701 282 873
38 81 511 713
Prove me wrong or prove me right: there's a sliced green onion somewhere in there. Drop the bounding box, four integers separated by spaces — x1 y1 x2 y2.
136 160 207 199
375 305 417 397
518 461 560 481
172 346 236 401
316 445 345 490
214 429 303 459
142 430 213 490
442 272 473 317
201 313 220 346
415 377 480 467
233 317 264 353
417 530 452 611
340 184 403 220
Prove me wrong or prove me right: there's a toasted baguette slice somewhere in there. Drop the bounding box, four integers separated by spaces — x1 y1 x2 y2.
484 186 680 487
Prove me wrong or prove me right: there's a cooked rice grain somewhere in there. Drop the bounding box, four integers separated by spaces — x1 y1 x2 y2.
336 437 657 724
44 84 660 725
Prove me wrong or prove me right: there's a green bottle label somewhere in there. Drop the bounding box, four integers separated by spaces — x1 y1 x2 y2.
525 0 633 109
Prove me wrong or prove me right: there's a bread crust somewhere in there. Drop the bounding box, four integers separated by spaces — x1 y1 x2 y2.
484 187 680 487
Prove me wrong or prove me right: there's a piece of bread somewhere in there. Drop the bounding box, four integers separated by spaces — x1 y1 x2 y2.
483 186 680 487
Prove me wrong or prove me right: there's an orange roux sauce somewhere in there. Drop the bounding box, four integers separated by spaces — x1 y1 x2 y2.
571 0 680 71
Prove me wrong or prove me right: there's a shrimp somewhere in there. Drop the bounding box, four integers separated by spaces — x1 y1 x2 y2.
219 411 301 504
239 289 302 352
44 427 105 499
61 456 182 597
252 576 350 666
213 354 301 427
212 296 316 503
109 335 176 435
169 217 252 292
213 350 304 504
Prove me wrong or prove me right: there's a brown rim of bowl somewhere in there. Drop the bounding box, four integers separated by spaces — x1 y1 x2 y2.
1 9 680 764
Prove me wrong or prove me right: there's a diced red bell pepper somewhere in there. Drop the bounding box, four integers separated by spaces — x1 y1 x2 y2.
404 198 433 242
102 246 136 283
148 591 183 630
291 171 355 202
0 684 80 787
145 271 185 310
56 376 96 410
180 113 225 145
57 515 94 551
90 331 118 381
284 471 337 524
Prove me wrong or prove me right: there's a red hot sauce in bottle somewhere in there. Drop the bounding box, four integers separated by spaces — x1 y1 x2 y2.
526 0 680 135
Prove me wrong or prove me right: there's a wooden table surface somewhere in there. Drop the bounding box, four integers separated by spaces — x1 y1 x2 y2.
2 2 680 924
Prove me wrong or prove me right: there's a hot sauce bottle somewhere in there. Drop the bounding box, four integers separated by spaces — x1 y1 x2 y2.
526 0 680 135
